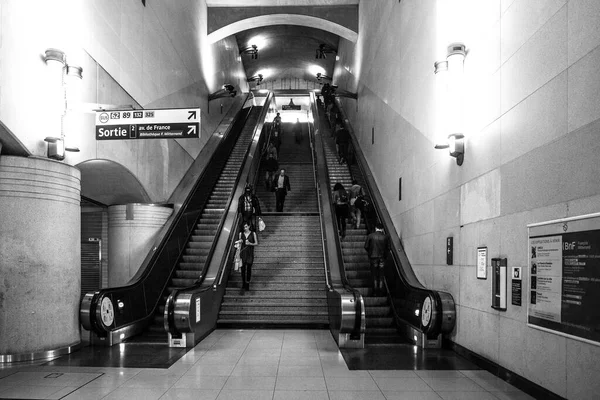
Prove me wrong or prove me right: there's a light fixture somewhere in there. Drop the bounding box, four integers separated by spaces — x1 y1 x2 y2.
316 72 332 82
208 84 237 101
43 48 83 159
315 44 337 59
433 43 466 166
247 74 263 86
240 44 258 60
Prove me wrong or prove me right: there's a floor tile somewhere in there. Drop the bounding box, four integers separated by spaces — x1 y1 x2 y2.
324 376 379 391
373 377 433 391
382 392 443 400
0 385 64 399
277 365 324 377
436 391 499 400
184 363 236 376
328 390 387 400
223 375 276 390
173 374 227 389
415 370 466 378
62 386 116 400
102 386 168 400
275 376 327 391
421 377 484 392
159 387 220 400
216 389 274 400
369 370 419 378
119 373 180 388
273 390 330 400
46 386 79 399
231 363 279 377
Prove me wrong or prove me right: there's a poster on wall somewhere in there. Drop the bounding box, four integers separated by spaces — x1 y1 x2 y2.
527 212 600 346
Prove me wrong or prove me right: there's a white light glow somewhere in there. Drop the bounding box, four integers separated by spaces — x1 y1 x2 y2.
280 112 308 123
308 65 326 77
248 35 267 49
256 68 272 79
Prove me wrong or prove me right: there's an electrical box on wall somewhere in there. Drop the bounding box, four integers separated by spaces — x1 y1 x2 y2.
491 258 507 310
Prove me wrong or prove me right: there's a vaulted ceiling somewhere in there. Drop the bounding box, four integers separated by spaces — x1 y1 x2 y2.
207 0 359 87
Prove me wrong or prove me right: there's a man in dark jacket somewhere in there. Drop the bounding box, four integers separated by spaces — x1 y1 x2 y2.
336 126 350 164
238 184 262 230
271 168 291 212
364 222 391 295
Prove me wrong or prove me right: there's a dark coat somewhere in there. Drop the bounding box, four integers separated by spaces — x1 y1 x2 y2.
238 193 262 216
364 231 390 259
271 174 291 194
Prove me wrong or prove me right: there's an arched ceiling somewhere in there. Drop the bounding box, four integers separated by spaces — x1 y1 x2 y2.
77 159 151 206
236 25 340 85
208 0 358 88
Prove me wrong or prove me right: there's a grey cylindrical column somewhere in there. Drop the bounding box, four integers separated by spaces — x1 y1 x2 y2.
0 156 81 355
108 204 173 286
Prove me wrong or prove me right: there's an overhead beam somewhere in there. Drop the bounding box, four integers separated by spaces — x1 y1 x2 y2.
208 14 358 44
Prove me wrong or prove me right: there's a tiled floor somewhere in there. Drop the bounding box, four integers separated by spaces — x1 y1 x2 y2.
0 329 535 400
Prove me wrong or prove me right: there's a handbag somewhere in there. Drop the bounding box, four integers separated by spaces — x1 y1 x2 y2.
258 217 266 232
234 240 243 271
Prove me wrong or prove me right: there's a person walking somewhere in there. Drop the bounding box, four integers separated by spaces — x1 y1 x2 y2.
238 222 258 290
271 168 291 212
364 222 391 295
237 184 262 230
332 182 350 239
293 118 302 144
336 124 350 164
264 147 279 190
349 180 365 229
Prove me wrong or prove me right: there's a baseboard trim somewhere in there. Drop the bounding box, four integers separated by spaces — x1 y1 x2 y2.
446 340 566 400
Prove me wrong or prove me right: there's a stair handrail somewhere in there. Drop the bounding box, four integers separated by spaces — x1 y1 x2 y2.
80 94 254 339
334 98 456 337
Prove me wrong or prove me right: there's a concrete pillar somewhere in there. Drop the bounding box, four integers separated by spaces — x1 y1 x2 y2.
0 156 81 355
107 204 173 286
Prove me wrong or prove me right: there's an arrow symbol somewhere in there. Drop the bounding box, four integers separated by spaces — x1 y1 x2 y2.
188 110 197 120
187 125 197 135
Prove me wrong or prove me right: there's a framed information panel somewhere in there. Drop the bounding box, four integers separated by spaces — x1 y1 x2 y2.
527 212 600 346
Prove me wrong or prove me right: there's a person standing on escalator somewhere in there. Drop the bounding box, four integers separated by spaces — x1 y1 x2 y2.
333 182 349 239
364 222 390 296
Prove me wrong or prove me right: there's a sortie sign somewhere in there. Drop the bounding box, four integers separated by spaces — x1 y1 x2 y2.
95 108 200 140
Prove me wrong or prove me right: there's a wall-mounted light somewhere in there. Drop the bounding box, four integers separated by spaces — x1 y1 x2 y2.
315 44 337 59
43 48 83 158
247 74 263 86
208 84 237 101
240 44 258 60
434 43 466 166
316 72 332 82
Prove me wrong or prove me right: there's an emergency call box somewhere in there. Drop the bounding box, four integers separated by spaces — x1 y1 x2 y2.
491 258 507 311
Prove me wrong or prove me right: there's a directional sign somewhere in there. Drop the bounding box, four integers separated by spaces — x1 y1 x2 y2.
95 108 200 140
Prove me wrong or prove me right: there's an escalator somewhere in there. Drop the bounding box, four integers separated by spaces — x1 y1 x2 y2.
126 107 262 344
81 101 268 346
317 99 456 347
320 116 406 345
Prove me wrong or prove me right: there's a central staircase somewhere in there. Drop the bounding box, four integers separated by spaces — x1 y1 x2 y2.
218 120 329 328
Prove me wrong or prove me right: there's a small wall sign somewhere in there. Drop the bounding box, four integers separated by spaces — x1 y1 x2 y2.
477 247 487 279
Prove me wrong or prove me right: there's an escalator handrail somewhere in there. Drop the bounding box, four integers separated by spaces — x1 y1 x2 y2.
84 95 254 335
165 92 274 335
335 98 453 335
307 94 332 291
311 95 365 337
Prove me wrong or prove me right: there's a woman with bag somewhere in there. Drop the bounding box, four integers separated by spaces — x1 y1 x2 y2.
332 182 350 239
239 222 258 290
